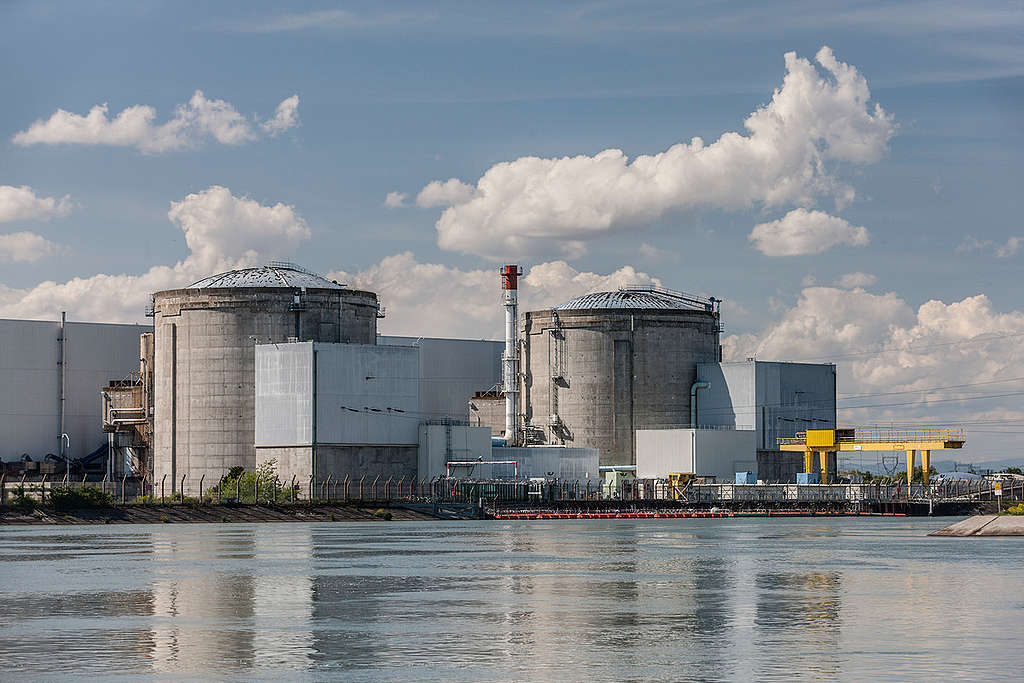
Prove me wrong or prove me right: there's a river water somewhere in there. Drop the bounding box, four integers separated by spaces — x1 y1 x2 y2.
0 517 1021 681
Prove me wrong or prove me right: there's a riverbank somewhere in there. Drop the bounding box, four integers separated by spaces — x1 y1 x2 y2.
929 514 1024 536
0 502 440 525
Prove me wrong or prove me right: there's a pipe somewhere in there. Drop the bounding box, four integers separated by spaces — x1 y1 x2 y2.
59 311 67 475
690 381 710 428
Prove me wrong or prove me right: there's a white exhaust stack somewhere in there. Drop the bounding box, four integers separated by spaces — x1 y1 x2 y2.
501 265 522 446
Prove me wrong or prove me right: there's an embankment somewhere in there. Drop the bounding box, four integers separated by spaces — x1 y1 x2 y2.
929 515 1024 536
0 502 439 525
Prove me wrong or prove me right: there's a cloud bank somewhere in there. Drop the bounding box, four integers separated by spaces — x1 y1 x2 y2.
12 91 299 153
749 208 870 256
419 47 894 259
330 253 659 338
0 187 310 322
0 185 74 223
723 285 1024 410
0 232 58 263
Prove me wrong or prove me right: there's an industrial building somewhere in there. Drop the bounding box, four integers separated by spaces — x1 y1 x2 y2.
1 258 848 492
0 316 150 474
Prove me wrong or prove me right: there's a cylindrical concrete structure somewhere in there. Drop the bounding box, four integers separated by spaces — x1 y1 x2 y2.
152 263 378 493
522 286 720 467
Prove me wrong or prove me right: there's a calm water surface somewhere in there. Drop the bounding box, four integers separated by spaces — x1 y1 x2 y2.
0 517 1021 681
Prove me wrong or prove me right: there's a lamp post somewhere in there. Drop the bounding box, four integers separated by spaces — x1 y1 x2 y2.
61 433 70 481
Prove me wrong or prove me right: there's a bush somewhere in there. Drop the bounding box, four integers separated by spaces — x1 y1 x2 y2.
49 486 114 510
1005 503 1024 516
208 460 282 503
8 486 35 509
373 508 392 521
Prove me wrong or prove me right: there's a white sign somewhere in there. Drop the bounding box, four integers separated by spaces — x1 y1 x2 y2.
995 482 1003 496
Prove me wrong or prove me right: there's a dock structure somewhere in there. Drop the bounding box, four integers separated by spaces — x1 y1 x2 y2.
777 428 966 484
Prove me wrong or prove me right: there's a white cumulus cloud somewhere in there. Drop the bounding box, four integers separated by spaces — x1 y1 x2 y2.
260 95 300 135
416 178 475 208
0 185 74 223
384 191 408 208
723 285 1024 446
749 208 870 256
329 253 660 338
834 272 877 288
422 46 894 259
0 187 311 322
958 235 1022 258
0 232 58 263
12 91 299 153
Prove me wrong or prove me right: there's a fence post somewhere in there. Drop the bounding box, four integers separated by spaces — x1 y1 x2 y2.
160 474 166 503
236 476 241 502
121 472 128 504
343 474 350 501
180 474 186 503
397 476 405 500
291 476 296 502
359 475 365 501
308 474 314 501
82 472 88 484
323 474 331 502
41 474 48 504
371 475 380 501
384 476 392 501
218 472 223 504
254 473 261 505
199 474 205 501
0 472 5 504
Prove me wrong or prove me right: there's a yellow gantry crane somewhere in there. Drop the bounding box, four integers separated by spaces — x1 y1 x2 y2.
778 428 966 484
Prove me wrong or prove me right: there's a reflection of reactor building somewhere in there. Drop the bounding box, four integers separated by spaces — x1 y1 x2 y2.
149 527 315 673
522 287 721 467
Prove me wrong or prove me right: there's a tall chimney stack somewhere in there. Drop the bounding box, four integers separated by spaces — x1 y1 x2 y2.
500 265 522 446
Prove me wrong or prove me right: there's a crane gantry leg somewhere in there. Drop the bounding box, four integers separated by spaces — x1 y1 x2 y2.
804 451 814 477
906 449 915 485
921 449 930 484
819 450 829 485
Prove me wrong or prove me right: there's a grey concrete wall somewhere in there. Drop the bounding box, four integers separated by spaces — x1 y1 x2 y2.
153 287 378 494
756 450 808 483
524 308 720 467
0 318 150 462
468 395 505 436
257 445 416 494
381 336 502 422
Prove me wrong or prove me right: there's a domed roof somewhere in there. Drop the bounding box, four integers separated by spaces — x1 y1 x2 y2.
553 286 718 312
188 262 345 290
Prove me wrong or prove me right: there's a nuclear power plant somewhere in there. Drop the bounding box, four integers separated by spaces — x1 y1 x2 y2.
1 260 851 494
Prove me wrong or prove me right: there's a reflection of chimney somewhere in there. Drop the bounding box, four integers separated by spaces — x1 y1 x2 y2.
501 265 522 446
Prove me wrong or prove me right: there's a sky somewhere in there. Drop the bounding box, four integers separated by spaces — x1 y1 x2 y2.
1 0 1022 464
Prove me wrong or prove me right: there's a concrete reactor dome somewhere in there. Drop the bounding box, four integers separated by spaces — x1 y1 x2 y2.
521 285 721 467
188 262 346 290
553 286 719 312
151 263 380 495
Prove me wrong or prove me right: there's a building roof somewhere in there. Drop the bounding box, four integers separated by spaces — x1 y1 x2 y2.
553 286 718 312
188 262 345 290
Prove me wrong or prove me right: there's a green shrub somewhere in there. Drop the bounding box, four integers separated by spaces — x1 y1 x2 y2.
1005 503 1024 516
49 486 114 510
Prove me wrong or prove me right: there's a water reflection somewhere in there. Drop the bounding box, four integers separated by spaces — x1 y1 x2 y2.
0 520 1022 679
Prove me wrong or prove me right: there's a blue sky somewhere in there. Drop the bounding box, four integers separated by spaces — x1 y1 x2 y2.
2 0 1023 462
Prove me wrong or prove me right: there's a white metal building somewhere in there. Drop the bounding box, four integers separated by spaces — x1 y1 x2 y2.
636 428 757 481
695 360 836 450
0 317 151 464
